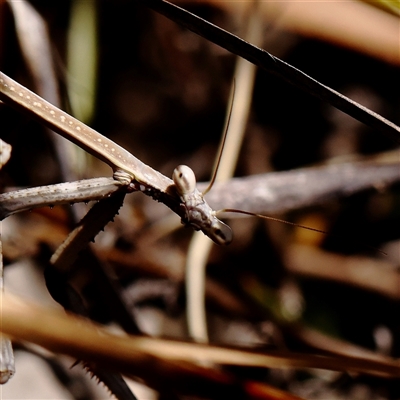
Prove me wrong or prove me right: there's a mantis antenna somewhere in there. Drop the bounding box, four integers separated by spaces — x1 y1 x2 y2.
203 82 235 196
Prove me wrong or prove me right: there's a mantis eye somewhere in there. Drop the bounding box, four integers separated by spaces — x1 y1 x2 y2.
208 220 233 245
173 165 197 196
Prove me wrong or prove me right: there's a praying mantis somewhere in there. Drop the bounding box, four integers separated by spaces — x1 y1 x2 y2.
0 71 232 244
1 67 399 396
1 1 400 398
0 71 343 246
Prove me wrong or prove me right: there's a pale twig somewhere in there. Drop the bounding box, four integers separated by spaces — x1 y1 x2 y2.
201 160 400 215
0 177 123 220
1 158 398 224
186 3 263 343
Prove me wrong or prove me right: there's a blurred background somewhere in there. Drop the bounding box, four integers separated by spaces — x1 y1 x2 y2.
0 0 399 399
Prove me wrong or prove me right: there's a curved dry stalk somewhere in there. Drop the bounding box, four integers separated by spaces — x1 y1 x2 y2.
186 2 263 343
